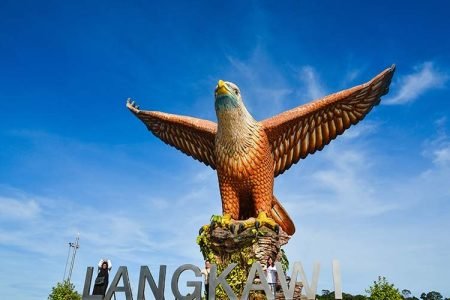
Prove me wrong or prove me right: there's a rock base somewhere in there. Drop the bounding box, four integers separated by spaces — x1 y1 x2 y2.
197 222 303 299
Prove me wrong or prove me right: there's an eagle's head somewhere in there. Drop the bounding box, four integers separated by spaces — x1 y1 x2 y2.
214 80 242 112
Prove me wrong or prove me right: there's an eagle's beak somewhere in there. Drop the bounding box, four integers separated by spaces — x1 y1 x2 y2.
216 80 229 96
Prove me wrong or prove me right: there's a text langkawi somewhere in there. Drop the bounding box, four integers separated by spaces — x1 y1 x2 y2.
82 260 343 300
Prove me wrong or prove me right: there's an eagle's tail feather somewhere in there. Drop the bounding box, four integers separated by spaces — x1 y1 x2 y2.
271 196 296 235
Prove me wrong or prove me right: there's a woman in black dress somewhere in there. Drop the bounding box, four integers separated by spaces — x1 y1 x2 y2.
93 260 110 297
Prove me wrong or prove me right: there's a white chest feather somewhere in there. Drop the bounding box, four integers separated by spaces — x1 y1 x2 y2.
215 109 267 178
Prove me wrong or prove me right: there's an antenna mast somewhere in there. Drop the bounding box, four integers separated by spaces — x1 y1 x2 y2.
63 233 80 282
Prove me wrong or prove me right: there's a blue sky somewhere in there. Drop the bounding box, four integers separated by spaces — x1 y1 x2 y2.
1 0 450 299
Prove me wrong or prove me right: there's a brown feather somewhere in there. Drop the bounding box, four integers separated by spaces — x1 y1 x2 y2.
261 65 395 177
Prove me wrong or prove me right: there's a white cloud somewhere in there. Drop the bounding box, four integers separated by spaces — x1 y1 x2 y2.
279 141 399 220
224 51 332 120
227 55 257 82
338 121 380 140
298 66 327 100
422 117 450 167
384 62 448 105
341 68 363 86
0 196 41 219
433 146 450 166
224 48 295 118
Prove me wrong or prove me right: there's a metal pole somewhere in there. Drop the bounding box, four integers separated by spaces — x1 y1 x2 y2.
63 242 72 281
67 234 80 282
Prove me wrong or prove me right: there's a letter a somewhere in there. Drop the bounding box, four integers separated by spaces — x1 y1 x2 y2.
241 262 273 300
104 266 133 300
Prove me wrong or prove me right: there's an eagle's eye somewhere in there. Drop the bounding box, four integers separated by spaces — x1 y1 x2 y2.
233 88 239 96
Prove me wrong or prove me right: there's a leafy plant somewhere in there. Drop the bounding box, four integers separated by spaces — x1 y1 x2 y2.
366 276 402 300
48 280 81 300
280 248 289 273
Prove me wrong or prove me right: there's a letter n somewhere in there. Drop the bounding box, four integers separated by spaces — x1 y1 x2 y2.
137 265 166 300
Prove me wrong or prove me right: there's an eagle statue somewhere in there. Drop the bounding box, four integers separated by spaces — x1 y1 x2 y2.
127 65 395 236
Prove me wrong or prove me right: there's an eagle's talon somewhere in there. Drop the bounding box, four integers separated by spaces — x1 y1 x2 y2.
252 212 280 232
208 214 234 230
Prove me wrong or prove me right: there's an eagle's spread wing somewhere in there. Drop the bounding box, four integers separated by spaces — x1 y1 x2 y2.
127 101 217 169
262 65 395 177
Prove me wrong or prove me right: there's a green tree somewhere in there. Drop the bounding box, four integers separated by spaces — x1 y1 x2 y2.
366 276 402 300
316 291 367 300
48 280 81 300
420 291 443 300
401 289 420 300
402 289 412 299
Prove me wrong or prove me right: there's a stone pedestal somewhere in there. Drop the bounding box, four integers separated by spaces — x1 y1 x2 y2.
197 222 303 299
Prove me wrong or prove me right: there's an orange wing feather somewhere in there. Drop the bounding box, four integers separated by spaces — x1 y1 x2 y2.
127 102 217 169
262 65 395 177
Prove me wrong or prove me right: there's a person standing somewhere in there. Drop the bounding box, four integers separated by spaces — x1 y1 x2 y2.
265 257 277 299
93 259 111 297
201 260 211 299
